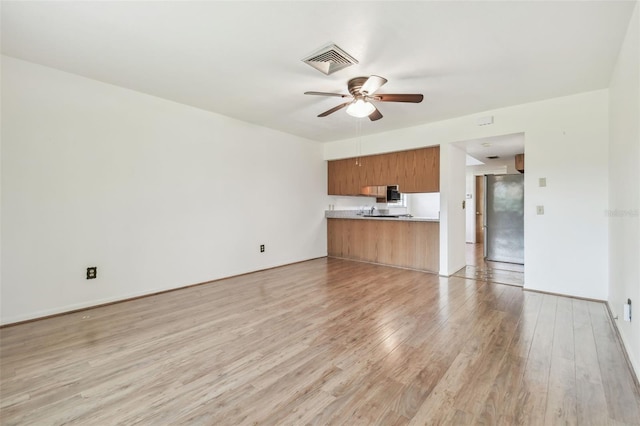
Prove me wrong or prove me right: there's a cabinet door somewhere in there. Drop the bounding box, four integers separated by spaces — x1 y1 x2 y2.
396 149 416 192
357 155 374 190
328 160 339 195
382 151 400 186
346 157 362 195
400 147 440 193
328 159 349 195
328 158 366 195
420 146 440 192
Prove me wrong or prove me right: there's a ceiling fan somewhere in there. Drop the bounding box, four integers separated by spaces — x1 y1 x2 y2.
304 75 423 121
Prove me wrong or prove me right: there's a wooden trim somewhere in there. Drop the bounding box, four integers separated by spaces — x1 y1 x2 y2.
0 256 328 329
605 302 640 390
523 287 606 303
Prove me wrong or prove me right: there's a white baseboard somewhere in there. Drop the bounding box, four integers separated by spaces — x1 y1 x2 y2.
606 301 640 387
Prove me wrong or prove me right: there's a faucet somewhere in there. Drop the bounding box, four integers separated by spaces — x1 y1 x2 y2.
370 206 376 215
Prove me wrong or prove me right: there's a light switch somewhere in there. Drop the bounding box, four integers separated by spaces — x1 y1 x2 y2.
624 299 632 322
536 205 545 215
539 178 547 187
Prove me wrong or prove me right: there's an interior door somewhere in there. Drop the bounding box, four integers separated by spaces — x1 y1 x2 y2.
475 175 484 244
485 174 524 264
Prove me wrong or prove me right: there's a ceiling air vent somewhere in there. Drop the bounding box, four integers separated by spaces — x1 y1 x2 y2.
302 43 358 75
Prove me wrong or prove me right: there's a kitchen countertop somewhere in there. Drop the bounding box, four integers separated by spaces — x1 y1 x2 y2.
325 211 439 222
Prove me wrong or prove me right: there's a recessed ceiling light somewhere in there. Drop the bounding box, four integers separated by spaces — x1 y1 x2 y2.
486 155 500 159
481 142 492 147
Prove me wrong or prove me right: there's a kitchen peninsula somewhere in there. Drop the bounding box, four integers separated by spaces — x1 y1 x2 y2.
326 212 439 273
326 145 441 273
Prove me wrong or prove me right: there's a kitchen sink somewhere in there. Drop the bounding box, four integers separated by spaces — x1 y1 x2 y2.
363 214 402 218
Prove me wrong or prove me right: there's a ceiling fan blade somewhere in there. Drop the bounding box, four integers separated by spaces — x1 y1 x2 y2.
360 75 388 95
368 107 383 121
305 91 351 98
318 102 351 117
375 94 424 103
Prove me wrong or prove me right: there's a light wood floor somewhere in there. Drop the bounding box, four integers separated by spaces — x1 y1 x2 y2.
467 242 525 273
1 258 639 425
454 243 525 287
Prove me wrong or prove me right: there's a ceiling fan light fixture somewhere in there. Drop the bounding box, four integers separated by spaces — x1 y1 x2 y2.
346 99 376 118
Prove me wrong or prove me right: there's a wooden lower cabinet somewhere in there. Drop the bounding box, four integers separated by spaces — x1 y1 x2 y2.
327 218 439 273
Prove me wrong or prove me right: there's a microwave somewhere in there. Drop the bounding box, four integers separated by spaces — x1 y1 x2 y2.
387 185 401 202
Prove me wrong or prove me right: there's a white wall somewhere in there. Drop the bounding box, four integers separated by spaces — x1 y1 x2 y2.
608 2 639 376
1 56 327 324
325 89 610 300
440 144 467 275
406 193 440 219
327 195 376 210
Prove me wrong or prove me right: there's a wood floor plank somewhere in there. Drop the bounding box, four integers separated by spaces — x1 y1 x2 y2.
506 293 556 425
544 296 577 425
573 299 610 426
588 301 640 424
1 258 639 425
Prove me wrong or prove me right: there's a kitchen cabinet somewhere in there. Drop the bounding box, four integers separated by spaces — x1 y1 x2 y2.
515 153 525 173
360 185 386 198
399 146 440 193
328 157 362 195
327 146 440 195
327 218 439 272
361 154 377 185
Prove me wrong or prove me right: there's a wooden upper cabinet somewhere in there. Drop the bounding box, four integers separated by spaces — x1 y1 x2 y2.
396 146 440 193
383 152 400 185
515 153 524 173
328 159 347 195
327 160 339 195
365 154 383 185
396 150 414 192
348 158 363 195
327 145 440 195
328 157 363 196
415 146 439 193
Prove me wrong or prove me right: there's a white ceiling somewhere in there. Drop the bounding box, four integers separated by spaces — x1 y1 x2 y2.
454 133 525 166
1 1 635 143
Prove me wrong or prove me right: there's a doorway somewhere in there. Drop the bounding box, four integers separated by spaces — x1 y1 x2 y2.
451 133 525 287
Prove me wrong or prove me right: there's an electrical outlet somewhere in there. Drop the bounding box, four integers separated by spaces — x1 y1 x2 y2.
86 267 97 279
260 244 265 253
536 205 545 215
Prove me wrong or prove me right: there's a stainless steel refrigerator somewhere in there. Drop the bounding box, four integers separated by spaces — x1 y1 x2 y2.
484 174 524 264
